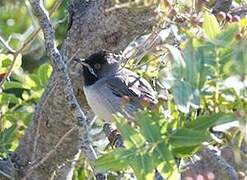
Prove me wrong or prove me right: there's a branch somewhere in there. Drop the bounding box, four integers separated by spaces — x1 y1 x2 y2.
0 0 63 89
0 54 19 88
0 158 16 180
212 0 232 14
23 126 78 179
181 146 239 179
201 147 238 180
0 36 15 53
8 0 159 179
29 0 97 162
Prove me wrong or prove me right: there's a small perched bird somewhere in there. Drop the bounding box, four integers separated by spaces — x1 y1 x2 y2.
80 50 157 122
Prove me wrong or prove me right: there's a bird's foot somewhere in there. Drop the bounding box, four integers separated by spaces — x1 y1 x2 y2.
108 129 120 147
103 123 124 148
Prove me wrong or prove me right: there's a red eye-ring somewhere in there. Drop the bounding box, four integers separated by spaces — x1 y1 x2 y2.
94 63 101 69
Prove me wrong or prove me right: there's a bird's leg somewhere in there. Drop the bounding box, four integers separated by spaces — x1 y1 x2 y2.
103 123 124 148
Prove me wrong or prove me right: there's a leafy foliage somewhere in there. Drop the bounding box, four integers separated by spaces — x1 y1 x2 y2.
0 0 63 156
96 112 180 180
0 0 246 179
94 2 247 179
0 61 52 155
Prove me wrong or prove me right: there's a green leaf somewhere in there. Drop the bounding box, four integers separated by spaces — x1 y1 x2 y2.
136 111 163 143
219 48 233 66
172 145 200 157
159 69 177 89
214 24 239 46
165 44 186 80
190 89 200 108
3 111 33 124
195 44 216 88
37 63 52 87
233 41 247 75
203 12 220 40
172 81 193 113
152 142 179 180
0 53 22 70
115 114 145 148
164 44 185 68
3 81 30 90
169 128 210 148
130 152 155 180
1 57 12 67
184 41 200 88
186 113 236 130
95 148 134 172
196 42 216 65
0 93 21 105
0 124 16 152
30 74 42 89
12 72 36 90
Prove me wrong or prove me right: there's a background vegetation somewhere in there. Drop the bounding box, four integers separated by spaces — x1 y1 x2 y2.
0 0 246 179
0 0 66 157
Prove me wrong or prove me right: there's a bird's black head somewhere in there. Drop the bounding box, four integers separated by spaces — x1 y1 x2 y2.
82 50 120 86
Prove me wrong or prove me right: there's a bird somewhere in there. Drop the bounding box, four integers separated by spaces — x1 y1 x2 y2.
79 50 157 123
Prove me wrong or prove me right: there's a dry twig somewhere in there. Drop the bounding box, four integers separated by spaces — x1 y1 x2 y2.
0 36 16 53
23 126 78 180
0 0 63 89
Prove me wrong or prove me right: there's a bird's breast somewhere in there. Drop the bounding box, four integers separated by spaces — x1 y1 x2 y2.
83 84 118 122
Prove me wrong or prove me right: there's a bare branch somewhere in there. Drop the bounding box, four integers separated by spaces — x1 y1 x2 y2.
122 20 167 67
201 147 238 180
0 169 12 180
31 79 58 162
0 0 63 89
0 158 16 180
22 126 78 180
0 54 20 88
28 0 97 167
0 36 16 53
212 0 232 14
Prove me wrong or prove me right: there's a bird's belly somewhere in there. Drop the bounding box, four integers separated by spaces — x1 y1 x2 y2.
83 86 116 122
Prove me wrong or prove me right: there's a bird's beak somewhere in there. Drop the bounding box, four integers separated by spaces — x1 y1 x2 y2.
79 61 98 78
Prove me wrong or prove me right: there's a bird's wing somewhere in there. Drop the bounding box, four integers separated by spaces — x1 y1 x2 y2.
105 69 157 106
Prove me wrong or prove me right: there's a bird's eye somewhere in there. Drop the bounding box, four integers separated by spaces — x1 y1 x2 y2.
94 63 101 70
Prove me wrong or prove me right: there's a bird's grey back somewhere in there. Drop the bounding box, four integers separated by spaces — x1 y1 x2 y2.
83 68 157 121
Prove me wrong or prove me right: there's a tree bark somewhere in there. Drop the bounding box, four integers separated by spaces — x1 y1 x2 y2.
0 1 158 179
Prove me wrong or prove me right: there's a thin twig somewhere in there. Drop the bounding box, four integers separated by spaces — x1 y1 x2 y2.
0 54 19 88
66 48 81 65
132 52 168 70
0 169 12 180
0 36 16 53
0 0 63 89
31 79 58 162
22 126 78 180
122 23 165 67
19 0 63 53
